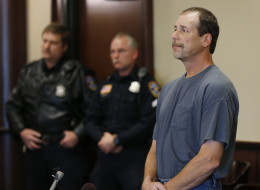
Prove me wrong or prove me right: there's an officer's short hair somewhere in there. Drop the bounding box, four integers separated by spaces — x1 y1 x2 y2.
42 23 70 46
113 32 138 50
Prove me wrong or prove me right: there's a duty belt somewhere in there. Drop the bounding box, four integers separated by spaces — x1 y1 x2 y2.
42 133 65 146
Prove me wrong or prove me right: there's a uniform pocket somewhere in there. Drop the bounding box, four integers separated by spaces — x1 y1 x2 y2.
123 93 137 103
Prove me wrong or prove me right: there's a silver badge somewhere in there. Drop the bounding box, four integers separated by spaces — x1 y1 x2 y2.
55 85 66 97
129 81 140 93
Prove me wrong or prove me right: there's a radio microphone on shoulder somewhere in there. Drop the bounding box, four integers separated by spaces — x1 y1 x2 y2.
81 183 96 190
50 170 64 190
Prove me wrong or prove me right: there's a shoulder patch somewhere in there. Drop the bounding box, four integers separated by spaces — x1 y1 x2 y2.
148 81 160 98
100 84 112 95
85 75 97 91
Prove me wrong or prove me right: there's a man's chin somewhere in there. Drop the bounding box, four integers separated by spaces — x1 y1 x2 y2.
43 57 56 63
43 58 50 62
42 54 51 59
112 64 121 70
173 52 181 59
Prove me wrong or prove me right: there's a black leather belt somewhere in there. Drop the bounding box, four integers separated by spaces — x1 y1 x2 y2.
42 133 65 146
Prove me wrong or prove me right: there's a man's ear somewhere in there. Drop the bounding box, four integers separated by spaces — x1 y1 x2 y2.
63 44 68 53
133 48 138 60
201 33 212 48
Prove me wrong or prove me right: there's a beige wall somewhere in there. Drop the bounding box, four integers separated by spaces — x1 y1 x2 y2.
27 0 51 62
27 0 260 142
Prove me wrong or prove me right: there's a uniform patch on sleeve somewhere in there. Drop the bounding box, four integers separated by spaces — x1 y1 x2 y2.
148 81 160 98
85 76 97 91
100 84 112 95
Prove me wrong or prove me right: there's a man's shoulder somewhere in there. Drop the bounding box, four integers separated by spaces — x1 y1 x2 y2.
20 59 43 74
62 59 81 71
137 67 158 84
200 67 238 102
163 76 182 89
202 66 235 91
25 59 42 67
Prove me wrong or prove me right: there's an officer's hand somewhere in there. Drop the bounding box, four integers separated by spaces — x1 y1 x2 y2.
60 131 79 148
98 132 115 154
20 128 42 150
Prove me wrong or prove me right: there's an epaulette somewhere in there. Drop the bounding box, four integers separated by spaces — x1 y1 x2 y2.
62 60 77 72
106 75 112 80
138 67 148 79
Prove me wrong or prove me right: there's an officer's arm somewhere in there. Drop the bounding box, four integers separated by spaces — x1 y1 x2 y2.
83 86 104 142
5 69 27 136
73 67 98 140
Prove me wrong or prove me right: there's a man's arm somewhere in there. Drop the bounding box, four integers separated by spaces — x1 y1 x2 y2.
5 69 27 137
165 140 224 190
142 140 166 190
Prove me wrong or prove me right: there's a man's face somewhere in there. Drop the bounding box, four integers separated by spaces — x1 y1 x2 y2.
41 32 68 64
171 12 204 62
110 36 138 75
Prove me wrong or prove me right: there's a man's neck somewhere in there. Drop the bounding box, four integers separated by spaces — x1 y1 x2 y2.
183 52 214 78
118 64 135 77
45 59 58 69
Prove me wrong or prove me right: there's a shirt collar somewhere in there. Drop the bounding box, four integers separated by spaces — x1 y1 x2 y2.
111 66 139 82
42 56 67 76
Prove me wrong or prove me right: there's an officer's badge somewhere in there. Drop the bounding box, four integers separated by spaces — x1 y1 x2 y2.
85 75 97 91
100 84 112 95
129 81 140 93
148 81 160 98
55 85 66 97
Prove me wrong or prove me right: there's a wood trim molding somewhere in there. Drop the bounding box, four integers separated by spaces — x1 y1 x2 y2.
235 141 260 150
141 0 154 75
0 126 9 133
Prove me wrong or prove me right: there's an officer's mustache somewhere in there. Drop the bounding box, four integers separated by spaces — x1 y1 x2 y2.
112 59 119 63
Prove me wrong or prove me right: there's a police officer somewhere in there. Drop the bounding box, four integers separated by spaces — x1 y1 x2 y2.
5 23 96 190
84 32 160 190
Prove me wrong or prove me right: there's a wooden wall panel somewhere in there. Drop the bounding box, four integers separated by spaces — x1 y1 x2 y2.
0 0 27 189
8 0 27 88
51 0 67 24
233 141 260 183
257 152 260 183
0 0 3 127
233 150 257 183
0 0 27 127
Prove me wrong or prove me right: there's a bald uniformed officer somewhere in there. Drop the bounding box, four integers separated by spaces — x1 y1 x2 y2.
84 32 160 190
